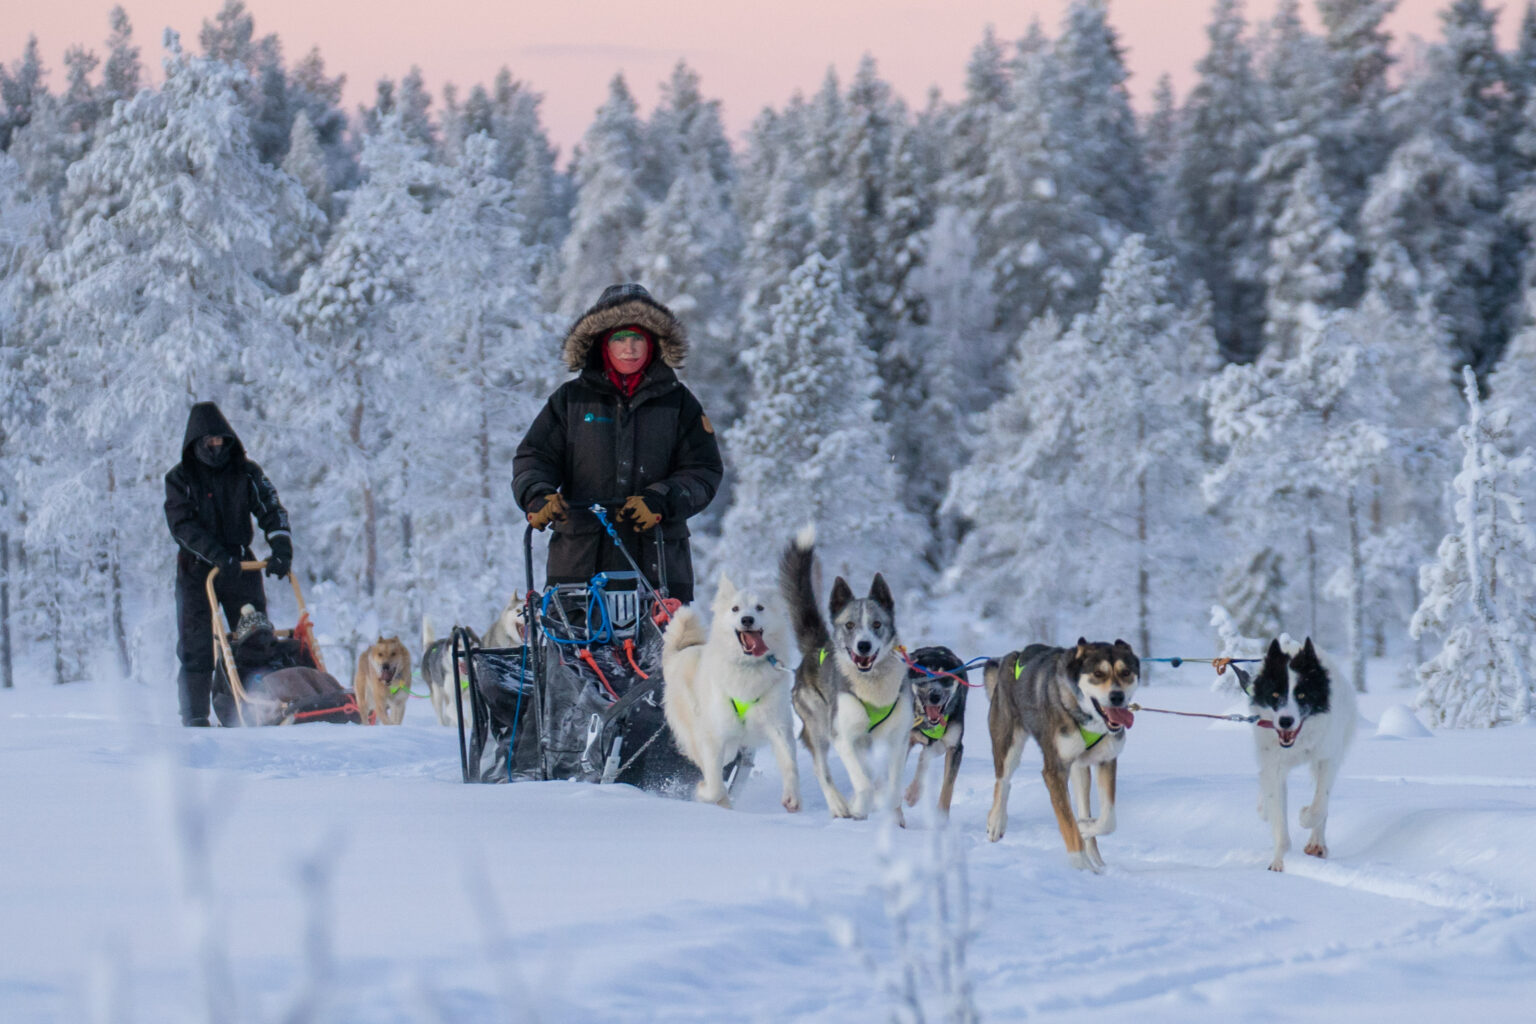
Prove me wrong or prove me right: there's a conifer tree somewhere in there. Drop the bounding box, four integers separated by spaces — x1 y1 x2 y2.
720 254 926 590
554 75 646 314
1413 367 1536 726
26 38 322 674
1173 0 1268 361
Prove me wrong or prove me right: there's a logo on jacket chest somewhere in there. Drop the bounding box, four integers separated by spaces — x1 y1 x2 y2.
582 412 614 424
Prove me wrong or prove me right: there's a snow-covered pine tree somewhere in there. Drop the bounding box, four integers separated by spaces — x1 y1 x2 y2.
283 109 332 220
1053 0 1148 237
24 36 323 677
1314 0 1400 255
0 36 45 151
100 6 141 113
283 116 437 627
735 106 816 357
940 313 1077 637
1217 548 1285 640
977 23 1105 339
1263 154 1355 358
0 152 47 688
553 74 646 314
1205 313 1395 692
398 132 556 625
632 64 742 423
1412 366 1536 726
1172 0 1268 362
719 253 926 592
1358 130 1498 373
947 237 1217 648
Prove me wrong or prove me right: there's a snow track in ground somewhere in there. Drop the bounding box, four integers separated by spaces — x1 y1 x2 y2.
3 677 1535 1022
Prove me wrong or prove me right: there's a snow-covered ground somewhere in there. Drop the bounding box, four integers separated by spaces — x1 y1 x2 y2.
4 656 1536 1023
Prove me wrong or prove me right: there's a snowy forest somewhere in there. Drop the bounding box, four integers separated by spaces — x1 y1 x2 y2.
1 0 1534 727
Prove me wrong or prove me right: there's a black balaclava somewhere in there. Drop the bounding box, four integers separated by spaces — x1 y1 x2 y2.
194 435 233 470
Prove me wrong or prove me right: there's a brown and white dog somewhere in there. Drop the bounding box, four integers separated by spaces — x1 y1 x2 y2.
354 636 412 726
985 639 1139 872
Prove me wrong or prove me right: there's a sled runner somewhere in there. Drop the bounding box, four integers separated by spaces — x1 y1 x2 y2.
454 520 740 794
209 561 357 727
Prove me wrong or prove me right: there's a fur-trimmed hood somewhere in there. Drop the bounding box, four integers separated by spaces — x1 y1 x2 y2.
561 283 688 372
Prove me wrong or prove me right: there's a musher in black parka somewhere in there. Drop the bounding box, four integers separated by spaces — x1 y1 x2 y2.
512 284 723 602
164 402 292 726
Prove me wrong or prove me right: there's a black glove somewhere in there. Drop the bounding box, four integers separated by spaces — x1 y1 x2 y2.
265 534 292 578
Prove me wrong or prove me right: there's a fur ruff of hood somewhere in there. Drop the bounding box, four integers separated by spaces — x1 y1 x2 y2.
561 285 687 372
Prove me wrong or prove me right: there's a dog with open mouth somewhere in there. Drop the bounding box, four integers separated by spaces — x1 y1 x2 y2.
901 646 969 817
984 638 1139 872
780 526 910 821
661 571 800 810
1247 637 1357 871
353 635 412 726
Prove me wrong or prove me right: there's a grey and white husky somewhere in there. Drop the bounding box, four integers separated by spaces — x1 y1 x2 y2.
985 639 1140 872
779 527 910 820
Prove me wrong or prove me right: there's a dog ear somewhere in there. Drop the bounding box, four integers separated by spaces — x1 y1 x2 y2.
868 573 895 615
1075 637 1090 657
829 576 854 619
1293 636 1321 670
1265 638 1287 666
716 569 736 598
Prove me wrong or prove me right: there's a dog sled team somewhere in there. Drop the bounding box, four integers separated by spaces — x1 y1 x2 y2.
165 282 1354 873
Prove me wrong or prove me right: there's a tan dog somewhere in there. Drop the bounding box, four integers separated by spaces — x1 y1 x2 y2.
354 636 412 725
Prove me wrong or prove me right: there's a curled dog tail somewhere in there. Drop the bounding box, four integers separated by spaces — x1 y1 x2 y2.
779 525 828 659
422 615 436 653
662 605 707 656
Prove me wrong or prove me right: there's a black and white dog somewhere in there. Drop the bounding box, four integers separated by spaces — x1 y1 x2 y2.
902 646 968 816
1247 637 1357 872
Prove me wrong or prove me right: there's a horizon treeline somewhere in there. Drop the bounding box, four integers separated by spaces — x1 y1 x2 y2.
1 0 1533 725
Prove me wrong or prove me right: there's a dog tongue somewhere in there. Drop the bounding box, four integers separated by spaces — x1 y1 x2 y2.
1103 706 1135 729
739 631 769 657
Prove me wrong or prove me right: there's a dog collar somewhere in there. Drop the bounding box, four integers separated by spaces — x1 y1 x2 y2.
731 696 759 722
862 698 898 732
389 680 409 695
1080 725 1105 749
914 713 948 740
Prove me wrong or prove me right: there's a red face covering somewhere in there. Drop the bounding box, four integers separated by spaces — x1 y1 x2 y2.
601 328 655 397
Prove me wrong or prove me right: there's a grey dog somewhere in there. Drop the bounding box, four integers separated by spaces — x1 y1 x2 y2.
780 526 910 820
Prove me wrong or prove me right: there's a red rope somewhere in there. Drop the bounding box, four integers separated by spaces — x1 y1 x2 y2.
578 648 619 701
623 638 650 680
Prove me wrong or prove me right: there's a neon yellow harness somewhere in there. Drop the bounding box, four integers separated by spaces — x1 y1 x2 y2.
914 713 948 740
731 697 759 722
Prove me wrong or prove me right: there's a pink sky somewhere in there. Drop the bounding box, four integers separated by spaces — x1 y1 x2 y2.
2 1 1523 157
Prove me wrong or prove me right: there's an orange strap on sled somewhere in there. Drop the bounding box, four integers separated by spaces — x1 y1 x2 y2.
578 647 619 701
623 638 649 680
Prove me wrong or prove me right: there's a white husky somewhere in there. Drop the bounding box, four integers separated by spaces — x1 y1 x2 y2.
661 572 801 811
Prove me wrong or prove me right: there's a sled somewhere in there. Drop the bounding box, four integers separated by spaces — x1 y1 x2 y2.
453 522 743 795
209 561 355 726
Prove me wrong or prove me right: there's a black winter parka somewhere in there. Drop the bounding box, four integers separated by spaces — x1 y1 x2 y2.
512 286 722 597
164 402 290 571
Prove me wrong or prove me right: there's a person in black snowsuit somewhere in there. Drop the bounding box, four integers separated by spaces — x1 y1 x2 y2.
513 284 723 603
164 402 292 726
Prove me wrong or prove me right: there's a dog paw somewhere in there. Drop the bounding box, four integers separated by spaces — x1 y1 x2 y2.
904 781 922 807
1268 857 1286 872
1299 804 1321 829
1068 850 1103 874
986 814 1007 843
1304 840 1327 859
782 794 801 813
